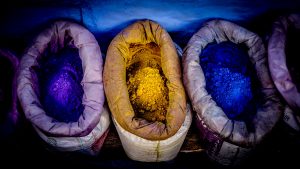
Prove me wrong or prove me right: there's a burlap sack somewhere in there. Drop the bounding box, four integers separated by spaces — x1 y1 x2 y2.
183 19 282 165
104 20 191 161
268 14 300 131
0 49 19 139
17 21 110 154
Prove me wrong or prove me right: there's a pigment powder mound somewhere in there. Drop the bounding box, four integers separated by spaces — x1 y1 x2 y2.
36 48 84 123
127 67 168 122
126 42 169 123
0 56 13 123
200 41 258 120
286 26 300 92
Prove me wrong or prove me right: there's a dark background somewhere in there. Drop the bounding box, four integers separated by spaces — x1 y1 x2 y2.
1 0 300 168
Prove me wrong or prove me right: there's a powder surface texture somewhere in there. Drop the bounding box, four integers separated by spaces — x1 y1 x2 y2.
126 42 169 123
200 41 258 120
37 48 84 123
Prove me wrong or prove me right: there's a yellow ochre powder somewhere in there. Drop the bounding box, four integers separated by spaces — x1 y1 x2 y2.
127 43 168 123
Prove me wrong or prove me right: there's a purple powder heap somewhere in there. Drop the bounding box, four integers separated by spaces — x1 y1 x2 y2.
0 56 14 122
36 48 84 123
200 41 259 121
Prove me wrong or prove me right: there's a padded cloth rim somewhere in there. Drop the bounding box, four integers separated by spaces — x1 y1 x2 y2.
268 14 300 111
17 21 105 137
183 19 282 147
104 20 186 140
34 105 110 152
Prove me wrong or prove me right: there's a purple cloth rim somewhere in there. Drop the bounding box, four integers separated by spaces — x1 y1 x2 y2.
17 21 105 137
268 14 300 112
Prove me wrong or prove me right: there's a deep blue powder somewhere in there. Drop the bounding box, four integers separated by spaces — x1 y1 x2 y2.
36 48 84 123
200 41 258 120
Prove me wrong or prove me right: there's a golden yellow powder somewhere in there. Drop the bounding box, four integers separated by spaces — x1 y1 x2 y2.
127 67 168 122
126 43 169 123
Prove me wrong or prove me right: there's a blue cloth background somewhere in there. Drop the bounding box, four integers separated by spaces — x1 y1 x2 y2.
0 0 299 55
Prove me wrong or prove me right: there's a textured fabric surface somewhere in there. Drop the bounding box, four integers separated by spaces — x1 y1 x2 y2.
183 19 283 165
34 105 110 154
104 20 186 140
113 104 192 162
0 49 19 139
268 14 300 113
17 21 107 137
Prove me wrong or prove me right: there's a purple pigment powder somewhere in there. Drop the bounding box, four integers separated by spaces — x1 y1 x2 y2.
200 41 259 121
0 56 14 122
36 48 84 122
286 26 300 92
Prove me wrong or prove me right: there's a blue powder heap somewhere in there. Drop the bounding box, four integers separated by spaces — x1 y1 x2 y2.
200 41 258 120
37 48 84 123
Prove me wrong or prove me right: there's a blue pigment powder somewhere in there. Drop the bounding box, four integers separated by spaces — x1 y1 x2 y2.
36 48 84 123
200 41 259 120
